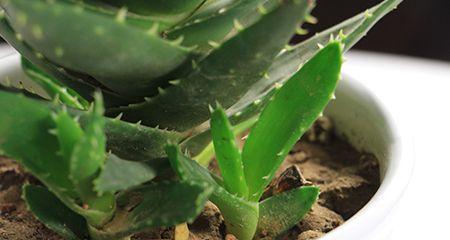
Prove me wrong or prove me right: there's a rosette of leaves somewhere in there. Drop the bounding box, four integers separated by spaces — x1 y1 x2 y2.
0 0 402 239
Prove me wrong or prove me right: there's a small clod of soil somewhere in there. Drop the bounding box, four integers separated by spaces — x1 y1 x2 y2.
0 117 380 240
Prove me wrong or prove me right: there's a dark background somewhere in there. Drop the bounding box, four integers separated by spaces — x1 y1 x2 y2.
1 0 449 61
303 0 450 61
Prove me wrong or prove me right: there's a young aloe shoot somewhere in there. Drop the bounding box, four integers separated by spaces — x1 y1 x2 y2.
167 41 343 240
0 92 213 240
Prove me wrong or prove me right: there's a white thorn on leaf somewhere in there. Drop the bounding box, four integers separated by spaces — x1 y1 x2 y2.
169 79 180 85
157 87 166 95
207 40 220 49
296 26 308 35
147 22 160 35
274 82 283 90
257 4 268 14
233 19 244 31
208 104 214 113
115 7 128 23
114 112 123 120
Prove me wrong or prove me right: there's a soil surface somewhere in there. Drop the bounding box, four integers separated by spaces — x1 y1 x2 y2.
0 117 380 240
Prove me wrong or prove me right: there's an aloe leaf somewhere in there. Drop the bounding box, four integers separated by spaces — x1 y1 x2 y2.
100 118 183 165
62 0 171 30
189 0 237 20
166 0 285 53
268 0 402 87
227 0 403 127
210 105 248 197
53 110 84 167
99 0 206 25
0 91 78 199
0 17 129 107
166 145 259 240
21 57 88 109
242 42 343 201
67 94 115 226
1 0 192 97
94 154 156 195
69 95 106 195
257 186 319 238
23 185 89 240
90 181 213 239
111 0 313 131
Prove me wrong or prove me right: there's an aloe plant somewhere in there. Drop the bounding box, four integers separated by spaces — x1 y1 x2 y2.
0 92 213 240
167 41 341 239
0 0 402 239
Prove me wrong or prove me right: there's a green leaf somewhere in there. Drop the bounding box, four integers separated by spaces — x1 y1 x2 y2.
53 110 84 164
94 154 156 195
21 57 88 109
68 94 115 226
0 17 130 107
23 185 89 240
226 0 403 129
69 95 106 195
210 105 248 197
242 42 343 201
166 0 284 53
101 118 183 164
109 0 313 131
0 91 78 199
99 0 206 26
2 0 192 97
257 186 319 238
166 144 259 240
89 181 213 239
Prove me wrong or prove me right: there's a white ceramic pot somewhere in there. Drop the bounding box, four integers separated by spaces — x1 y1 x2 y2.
0 48 413 240
321 76 414 240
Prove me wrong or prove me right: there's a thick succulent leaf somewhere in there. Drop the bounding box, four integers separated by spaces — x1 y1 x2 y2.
166 0 283 53
110 0 313 131
242 42 343 201
0 91 78 199
1 0 192 97
210 105 248 197
62 0 170 30
257 186 319 238
66 94 115 227
166 145 259 240
53 110 84 167
189 0 237 20
91 116 183 164
232 0 403 117
0 91 111 223
90 181 213 239
69 95 106 193
21 57 88 109
23 185 89 240
99 0 206 26
94 154 156 195
0 17 129 107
